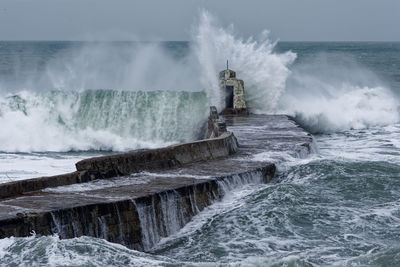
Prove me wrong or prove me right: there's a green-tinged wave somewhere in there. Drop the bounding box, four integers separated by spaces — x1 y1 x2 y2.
0 90 208 152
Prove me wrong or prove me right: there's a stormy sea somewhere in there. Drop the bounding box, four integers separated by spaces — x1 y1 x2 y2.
1 13 400 266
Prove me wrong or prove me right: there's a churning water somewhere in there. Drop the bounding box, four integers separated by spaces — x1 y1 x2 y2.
1 11 400 266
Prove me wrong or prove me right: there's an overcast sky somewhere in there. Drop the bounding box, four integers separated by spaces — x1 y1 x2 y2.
1 0 399 41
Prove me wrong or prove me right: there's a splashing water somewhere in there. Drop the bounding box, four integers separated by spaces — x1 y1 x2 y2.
0 11 399 157
0 90 207 152
0 10 298 153
1 11 400 267
283 84 399 133
279 53 400 133
0 235 175 266
194 11 399 133
194 10 296 112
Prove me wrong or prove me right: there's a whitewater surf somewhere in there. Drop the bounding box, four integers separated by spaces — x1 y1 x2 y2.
1 10 400 267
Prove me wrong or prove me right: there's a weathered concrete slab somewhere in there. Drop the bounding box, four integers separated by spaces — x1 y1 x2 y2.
0 114 313 251
0 131 238 199
224 114 313 158
75 131 238 176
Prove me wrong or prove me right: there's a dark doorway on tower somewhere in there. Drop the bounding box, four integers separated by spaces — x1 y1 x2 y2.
225 85 234 108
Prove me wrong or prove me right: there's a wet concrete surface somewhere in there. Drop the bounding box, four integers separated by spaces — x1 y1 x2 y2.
0 114 313 248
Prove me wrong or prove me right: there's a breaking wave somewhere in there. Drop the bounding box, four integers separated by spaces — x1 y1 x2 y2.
194 10 296 112
279 53 400 133
0 10 298 153
1 10 399 153
283 84 399 134
0 90 207 152
197 12 399 133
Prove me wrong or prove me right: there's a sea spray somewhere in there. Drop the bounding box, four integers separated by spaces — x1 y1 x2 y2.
193 10 296 112
0 42 202 94
1 12 399 151
0 90 207 152
0 11 305 154
279 53 400 133
0 40 212 154
0 13 400 267
287 85 399 133
194 11 400 132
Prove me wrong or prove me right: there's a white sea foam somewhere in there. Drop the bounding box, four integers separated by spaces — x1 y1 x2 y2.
281 84 399 133
0 237 14 259
279 54 400 133
2 10 396 156
152 181 265 251
195 11 400 133
1 10 400 267
0 152 84 183
0 90 205 153
314 123 400 164
194 10 296 112
0 235 173 267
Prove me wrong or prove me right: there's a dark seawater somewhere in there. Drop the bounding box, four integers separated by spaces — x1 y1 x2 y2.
1 40 400 266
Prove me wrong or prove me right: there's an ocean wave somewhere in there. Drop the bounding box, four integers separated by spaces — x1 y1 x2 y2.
288 85 399 133
0 90 208 152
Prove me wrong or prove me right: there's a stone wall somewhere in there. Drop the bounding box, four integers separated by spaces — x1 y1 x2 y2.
75 131 238 177
0 171 97 200
0 166 275 251
0 112 315 252
219 69 247 110
205 106 227 138
0 108 238 199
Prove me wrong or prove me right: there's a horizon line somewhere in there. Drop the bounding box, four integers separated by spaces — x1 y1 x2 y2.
0 40 400 43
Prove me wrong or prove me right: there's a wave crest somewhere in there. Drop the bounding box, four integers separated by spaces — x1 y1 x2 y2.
0 90 208 152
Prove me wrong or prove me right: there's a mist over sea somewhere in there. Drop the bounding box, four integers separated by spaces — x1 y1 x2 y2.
1 12 400 266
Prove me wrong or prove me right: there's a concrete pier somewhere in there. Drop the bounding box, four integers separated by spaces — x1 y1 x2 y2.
0 113 313 251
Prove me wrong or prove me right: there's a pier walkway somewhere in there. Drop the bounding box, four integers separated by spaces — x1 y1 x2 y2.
0 114 313 251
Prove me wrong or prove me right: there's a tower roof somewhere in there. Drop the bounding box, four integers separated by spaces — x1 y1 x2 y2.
219 69 236 80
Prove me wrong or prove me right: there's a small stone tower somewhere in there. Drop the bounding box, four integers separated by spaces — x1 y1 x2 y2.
219 63 248 114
